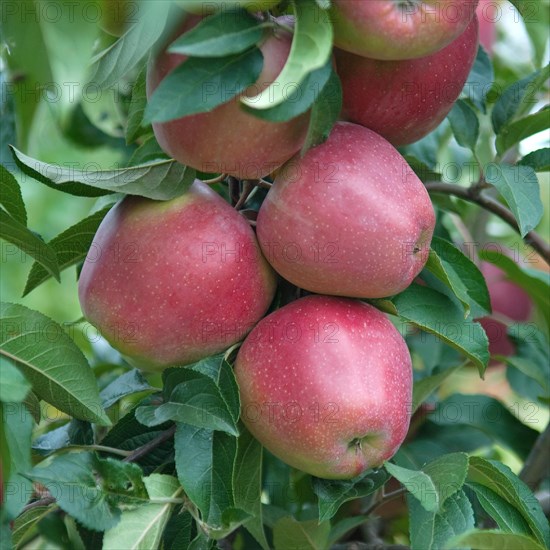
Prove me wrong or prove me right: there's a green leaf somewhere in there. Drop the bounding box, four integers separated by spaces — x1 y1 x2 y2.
144 48 264 123
162 510 194 550
312 469 388 522
242 0 333 110
174 424 237 526
11 147 195 200
23 206 112 296
0 357 31 403
386 453 469 513
468 482 531 536
100 409 174 475
404 155 443 183
127 135 170 166
232 427 269 549
412 364 464 413
126 65 150 145
2 402 33 519
137 369 238 435
492 65 550 134
90 2 171 89
11 505 54 548
504 325 550 400
479 249 550 328
382 284 489 375
29 453 148 531
463 46 494 113
467 457 550 548
301 67 342 154
426 237 490 319
409 490 474 550
431 394 538 460
447 530 546 550
32 419 92 456
2 8 53 149
496 108 550 156
272 517 331 550
486 164 543 236
0 303 110 425
244 59 331 122
100 369 156 409
327 516 370 548
0 166 26 225
0 210 60 281
519 147 550 172
103 475 182 550
169 9 264 57
448 99 479 151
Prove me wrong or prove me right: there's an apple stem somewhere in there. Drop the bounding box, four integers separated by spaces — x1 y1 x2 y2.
234 180 256 210
201 174 227 185
425 181 550 265
228 177 241 207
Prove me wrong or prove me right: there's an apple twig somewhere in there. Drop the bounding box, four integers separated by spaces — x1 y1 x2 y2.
424 182 550 264
122 424 177 463
520 420 550 490
362 487 407 517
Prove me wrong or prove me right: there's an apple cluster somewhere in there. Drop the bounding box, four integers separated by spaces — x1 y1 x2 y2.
80 1 480 479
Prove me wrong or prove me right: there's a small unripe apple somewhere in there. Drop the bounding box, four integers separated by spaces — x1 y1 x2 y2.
256 122 436 298
78 180 277 371
147 18 309 179
235 295 413 479
334 17 479 146
179 0 280 14
329 0 479 60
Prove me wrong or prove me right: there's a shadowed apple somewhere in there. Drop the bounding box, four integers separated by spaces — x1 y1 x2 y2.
257 122 436 298
78 180 277 371
147 17 309 179
235 295 413 479
330 0 478 60
479 261 532 357
334 17 479 146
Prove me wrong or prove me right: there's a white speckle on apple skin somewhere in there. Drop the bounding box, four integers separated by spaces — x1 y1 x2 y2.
235 295 413 480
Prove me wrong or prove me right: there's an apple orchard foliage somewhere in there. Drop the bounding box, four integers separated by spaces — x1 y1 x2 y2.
1 1 550 549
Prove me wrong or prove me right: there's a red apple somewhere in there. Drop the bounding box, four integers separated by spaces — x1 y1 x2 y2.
147 19 309 179
329 0 478 60
477 0 499 54
256 122 436 298
234 295 413 479
78 180 277 371
334 17 479 147
479 261 532 357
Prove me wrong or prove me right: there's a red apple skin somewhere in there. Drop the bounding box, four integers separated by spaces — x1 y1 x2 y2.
329 0 478 60
479 261 532 357
256 122 436 299
234 295 413 479
78 180 277 371
147 21 309 179
477 0 498 54
334 17 479 147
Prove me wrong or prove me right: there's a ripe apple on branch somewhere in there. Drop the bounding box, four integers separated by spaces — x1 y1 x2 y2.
2 0 549 547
